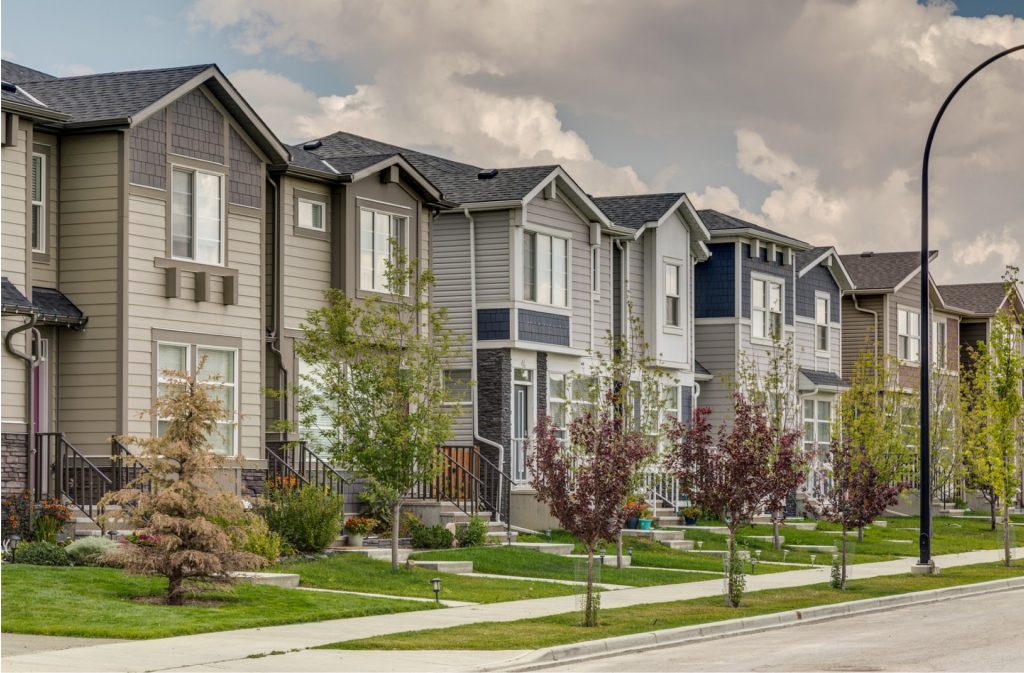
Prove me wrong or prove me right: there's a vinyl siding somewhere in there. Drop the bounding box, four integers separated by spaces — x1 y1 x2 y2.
694 321 737 427
593 233 613 354
794 319 841 374
628 238 644 324
841 293 883 380
31 132 60 288
474 210 510 304
57 133 122 453
281 176 332 330
125 193 264 460
1 119 30 426
432 212 473 367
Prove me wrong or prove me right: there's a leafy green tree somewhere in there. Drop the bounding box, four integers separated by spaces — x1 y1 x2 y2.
292 244 456 570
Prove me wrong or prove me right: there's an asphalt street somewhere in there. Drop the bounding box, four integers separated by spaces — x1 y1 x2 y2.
546 587 1024 672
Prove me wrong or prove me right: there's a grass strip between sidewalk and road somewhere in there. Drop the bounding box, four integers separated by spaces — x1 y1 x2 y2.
321 561 1023 651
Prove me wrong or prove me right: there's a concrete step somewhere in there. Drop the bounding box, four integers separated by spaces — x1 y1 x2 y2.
485 530 518 542
410 560 474 574
671 525 729 535
230 572 300 588
661 539 695 551
331 548 414 563
620 528 685 542
568 553 631 567
940 509 967 517
509 542 574 555
784 522 818 531
653 516 684 527
744 535 784 546
752 514 773 524
690 549 750 560
787 544 837 553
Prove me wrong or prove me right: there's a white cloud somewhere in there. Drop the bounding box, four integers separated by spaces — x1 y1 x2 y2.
54 64 95 77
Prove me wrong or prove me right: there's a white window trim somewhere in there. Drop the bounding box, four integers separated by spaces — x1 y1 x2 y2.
522 228 572 309
751 272 784 344
897 305 921 364
815 291 831 355
170 164 226 267
358 205 410 295
31 152 46 253
664 260 683 330
156 341 239 456
297 197 327 231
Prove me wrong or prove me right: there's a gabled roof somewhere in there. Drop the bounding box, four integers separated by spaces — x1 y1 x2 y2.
938 283 1018 317
697 209 809 249
593 192 711 259
839 251 938 292
798 368 848 392
795 246 855 291
1 62 56 83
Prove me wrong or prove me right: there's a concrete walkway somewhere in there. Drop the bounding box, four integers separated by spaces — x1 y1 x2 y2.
4 547 1022 673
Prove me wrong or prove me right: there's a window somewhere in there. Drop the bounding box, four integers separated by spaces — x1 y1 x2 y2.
665 263 681 327
591 246 600 295
933 319 947 368
444 369 473 404
172 167 224 264
359 207 407 293
898 307 920 362
297 358 338 457
298 199 325 231
31 153 46 253
752 277 783 340
548 373 567 441
815 295 830 352
524 231 568 306
802 399 832 455
156 342 237 455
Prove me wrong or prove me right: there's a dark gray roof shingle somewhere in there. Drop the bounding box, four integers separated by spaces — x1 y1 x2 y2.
2 61 56 83
839 251 936 291
31 286 86 326
795 246 832 270
799 368 848 389
2 278 34 314
592 193 684 230
938 283 1010 315
697 209 808 247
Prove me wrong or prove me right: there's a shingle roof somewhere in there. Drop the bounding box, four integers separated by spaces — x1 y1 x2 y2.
592 193 684 231
695 360 711 377
795 246 831 270
839 251 936 291
31 286 87 326
1 278 34 315
15 64 212 124
937 283 1010 315
799 368 848 390
697 209 808 247
2 61 56 83
295 131 557 204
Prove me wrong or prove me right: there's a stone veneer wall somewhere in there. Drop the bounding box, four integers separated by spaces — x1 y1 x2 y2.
241 468 266 498
1 433 29 494
536 352 548 420
476 348 511 474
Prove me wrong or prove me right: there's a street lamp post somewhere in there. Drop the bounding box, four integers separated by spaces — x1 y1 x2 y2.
916 43 1024 574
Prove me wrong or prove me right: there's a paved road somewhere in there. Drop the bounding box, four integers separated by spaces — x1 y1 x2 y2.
546 588 1024 672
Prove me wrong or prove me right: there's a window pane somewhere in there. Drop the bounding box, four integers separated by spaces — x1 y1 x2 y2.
360 208 374 290
32 205 42 250
549 374 565 400
537 234 552 303
374 211 390 290
898 309 907 334
804 399 814 419
524 233 536 301
753 309 765 339
445 370 472 403
552 236 567 306
159 344 188 373
665 265 679 296
816 297 827 324
194 174 222 264
752 279 765 308
172 170 194 259
31 155 43 201
769 283 782 312
818 401 831 420
198 348 233 382
818 324 828 351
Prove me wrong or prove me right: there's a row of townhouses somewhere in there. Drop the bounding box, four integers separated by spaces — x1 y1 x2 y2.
2 61 1022 529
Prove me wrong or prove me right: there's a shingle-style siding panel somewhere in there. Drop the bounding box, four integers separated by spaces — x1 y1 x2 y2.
432 212 472 367
228 127 261 208
129 110 166 189
170 89 224 164
518 309 570 346
475 210 510 304
2 120 29 426
695 242 735 318
593 235 613 351
741 244 793 325
840 293 883 380
796 263 840 322
478 308 510 340
58 133 122 452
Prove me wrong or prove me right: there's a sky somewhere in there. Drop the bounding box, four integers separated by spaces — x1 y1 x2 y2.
3 0 1022 284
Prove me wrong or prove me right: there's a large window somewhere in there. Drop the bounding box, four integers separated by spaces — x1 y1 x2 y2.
665 263 681 327
297 198 326 231
524 231 568 306
898 307 920 362
752 277 783 340
548 373 567 441
156 342 238 455
359 207 407 293
298 358 339 456
815 295 830 352
31 153 46 253
802 399 832 455
172 167 224 264
933 319 947 368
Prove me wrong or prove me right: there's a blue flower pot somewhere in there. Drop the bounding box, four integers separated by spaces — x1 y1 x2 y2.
639 519 653 530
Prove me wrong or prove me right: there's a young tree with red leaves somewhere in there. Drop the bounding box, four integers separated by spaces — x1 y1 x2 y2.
665 395 804 607
811 437 900 588
530 397 656 626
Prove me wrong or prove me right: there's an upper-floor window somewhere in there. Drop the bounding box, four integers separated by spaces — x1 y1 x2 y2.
933 319 947 368
359 207 407 293
156 342 237 455
665 263 681 327
898 307 920 362
31 153 46 253
752 277 783 340
815 295 830 352
524 231 568 307
172 167 224 265
298 198 326 231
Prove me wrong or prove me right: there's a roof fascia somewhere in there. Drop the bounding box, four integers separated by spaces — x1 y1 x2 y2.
525 167 614 230
708 226 808 250
1 100 69 122
892 251 939 294
349 155 445 203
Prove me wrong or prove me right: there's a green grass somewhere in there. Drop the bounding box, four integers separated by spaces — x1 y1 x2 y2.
279 554 577 603
323 561 1024 651
1 565 428 639
410 546 712 586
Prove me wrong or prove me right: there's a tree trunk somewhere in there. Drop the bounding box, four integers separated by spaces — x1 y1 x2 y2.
990 493 997 531
1002 501 1012 568
727 530 740 608
584 547 597 627
772 518 781 550
841 524 848 589
391 501 402 572
616 530 624 568
167 573 185 606
857 525 864 544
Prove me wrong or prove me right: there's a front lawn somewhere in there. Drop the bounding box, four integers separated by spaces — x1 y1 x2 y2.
278 554 577 603
324 561 1024 651
410 546 713 586
1 565 428 639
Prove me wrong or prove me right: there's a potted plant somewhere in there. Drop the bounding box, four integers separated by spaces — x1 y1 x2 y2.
345 516 377 547
624 496 646 529
638 504 654 530
679 505 702 526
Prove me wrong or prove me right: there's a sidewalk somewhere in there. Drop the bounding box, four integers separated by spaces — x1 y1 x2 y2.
4 547 1022 673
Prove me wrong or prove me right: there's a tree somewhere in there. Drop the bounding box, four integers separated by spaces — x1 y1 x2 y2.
960 267 1023 566
810 437 900 588
293 244 456 570
100 364 265 605
927 362 963 516
666 395 804 607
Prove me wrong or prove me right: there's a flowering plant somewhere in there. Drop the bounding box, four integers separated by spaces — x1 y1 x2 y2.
344 516 377 535
124 532 161 547
624 496 650 519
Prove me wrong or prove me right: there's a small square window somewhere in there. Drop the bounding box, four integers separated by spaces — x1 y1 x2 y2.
298 199 325 231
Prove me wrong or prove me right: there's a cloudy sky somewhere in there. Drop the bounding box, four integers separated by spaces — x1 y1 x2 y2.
4 0 1022 283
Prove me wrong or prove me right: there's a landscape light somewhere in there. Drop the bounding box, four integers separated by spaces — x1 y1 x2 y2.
545 528 551 543
431 577 442 604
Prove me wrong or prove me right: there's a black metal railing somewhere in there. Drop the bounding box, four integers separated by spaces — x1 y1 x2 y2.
35 433 112 524
410 446 513 534
110 436 150 492
265 440 346 495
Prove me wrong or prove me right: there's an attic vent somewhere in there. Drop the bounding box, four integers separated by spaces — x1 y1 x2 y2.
302 140 323 151
860 251 875 257
0 81 16 93
477 168 499 180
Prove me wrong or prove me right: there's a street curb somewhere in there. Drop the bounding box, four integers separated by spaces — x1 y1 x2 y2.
482 576 1024 671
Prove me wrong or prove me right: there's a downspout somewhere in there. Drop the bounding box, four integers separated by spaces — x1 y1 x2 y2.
465 207 508 526
850 293 879 383
267 174 289 438
5 314 40 506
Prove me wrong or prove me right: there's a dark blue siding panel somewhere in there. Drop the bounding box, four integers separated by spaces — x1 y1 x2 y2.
740 244 794 326
796 263 841 321
695 242 735 318
518 309 571 346
681 385 693 422
478 308 510 340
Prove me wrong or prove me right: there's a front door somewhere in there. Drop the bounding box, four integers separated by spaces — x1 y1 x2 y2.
33 338 49 434
512 384 531 483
